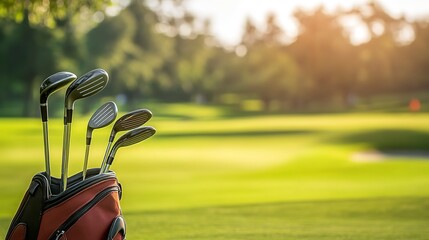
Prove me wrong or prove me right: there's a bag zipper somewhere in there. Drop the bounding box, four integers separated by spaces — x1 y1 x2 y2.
45 173 116 210
49 185 119 240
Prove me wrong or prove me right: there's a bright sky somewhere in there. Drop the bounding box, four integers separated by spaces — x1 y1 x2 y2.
185 0 429 46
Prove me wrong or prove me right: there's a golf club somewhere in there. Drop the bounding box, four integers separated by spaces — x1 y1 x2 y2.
40 71 77 186
99 109 152 173
61 69 109 191
82 101 118 180
100 126 156 173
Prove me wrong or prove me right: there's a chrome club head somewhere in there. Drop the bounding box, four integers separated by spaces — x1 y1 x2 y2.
100 109 153 173
103 126 156 172
111 109 153 137
88 101 118 132
83 101 118 180
113 126 156 149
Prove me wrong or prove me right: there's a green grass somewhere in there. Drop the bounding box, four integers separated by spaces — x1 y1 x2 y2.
1 105 429 239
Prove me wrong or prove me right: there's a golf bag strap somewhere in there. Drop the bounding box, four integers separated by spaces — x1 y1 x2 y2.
107 216 126 240
8 223 26 240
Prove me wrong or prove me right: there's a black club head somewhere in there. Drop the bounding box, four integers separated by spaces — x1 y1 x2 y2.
65 69 109 109
40 72 76 104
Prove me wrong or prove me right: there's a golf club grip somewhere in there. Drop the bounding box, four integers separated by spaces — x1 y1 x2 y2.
40 104 48 122
86 128 93 145
64 109 73 124
100 156 113 173
102 156 114 173
107 156 114 165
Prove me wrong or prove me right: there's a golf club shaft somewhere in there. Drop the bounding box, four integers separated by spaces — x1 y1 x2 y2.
61 122 72 191
82 144 90 180
42 121 51 185
100 163 108 173
104 164 111 173
100 141 112 173
101 156 114 173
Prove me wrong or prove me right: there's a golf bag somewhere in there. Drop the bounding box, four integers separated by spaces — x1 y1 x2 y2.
6 168 126 240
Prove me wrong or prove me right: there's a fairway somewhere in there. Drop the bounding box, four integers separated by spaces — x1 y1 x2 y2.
1 108 429 239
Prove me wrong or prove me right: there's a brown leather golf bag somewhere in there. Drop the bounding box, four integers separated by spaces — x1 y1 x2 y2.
6 169 126 240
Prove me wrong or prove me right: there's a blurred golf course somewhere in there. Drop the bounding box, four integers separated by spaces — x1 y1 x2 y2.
1 103 429 239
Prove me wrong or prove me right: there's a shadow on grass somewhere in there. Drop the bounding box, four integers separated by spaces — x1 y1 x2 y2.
157 129 318 138
333 129 429 151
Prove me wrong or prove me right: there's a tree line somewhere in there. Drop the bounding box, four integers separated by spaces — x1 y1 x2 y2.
1 0 429 116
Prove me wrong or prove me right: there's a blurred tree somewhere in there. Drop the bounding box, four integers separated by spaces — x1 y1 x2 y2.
126 0 174 102
173 35 230 103
0 4 57 116
245 44 300 110
240 14 300 110
1 0 429 115
290 7 357 107
242 18 259 47
264 12 284 45
0 0 111 116
351 1 406 96
404 21 429 91
343 0 425 102
0 21 27 115
86 0 174 105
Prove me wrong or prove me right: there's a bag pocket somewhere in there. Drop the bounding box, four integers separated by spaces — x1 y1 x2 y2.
49 185 121 240
7 223 27 240
37 172 122 240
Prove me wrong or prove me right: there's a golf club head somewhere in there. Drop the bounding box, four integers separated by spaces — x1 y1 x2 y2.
100 109 152 172
40 71 77 104
60 69 108 191
107 126 156 165
65 69 109 110
83 101 118 180
86 102 118 144
40 71 75 185
88 101 118 130
111 109 153 138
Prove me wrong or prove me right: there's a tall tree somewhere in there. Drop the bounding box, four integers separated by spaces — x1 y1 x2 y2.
350 1 412 95
240 14 300 110
403 21 429 91
242 18 259 47
0 0 111 116
290 7 357 107
86 0 175 105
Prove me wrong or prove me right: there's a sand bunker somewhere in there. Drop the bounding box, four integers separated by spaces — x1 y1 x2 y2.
351 151 429 163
